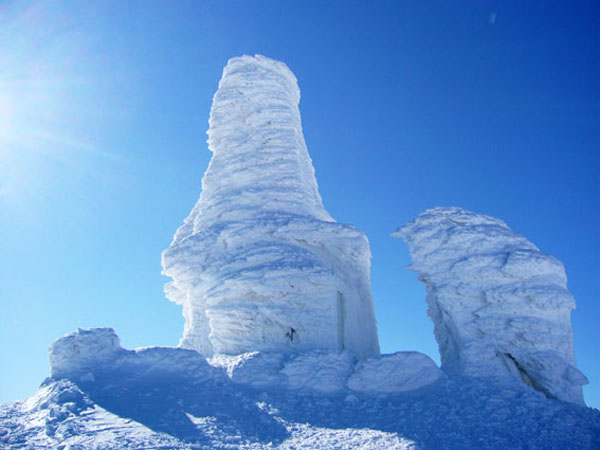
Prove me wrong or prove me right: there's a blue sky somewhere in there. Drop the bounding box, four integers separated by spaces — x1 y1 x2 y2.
1 1 598 408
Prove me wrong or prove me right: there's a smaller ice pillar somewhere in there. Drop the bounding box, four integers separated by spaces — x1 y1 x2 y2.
162 55 379 359
394 207 588 405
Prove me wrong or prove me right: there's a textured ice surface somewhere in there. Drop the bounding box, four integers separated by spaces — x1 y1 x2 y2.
3 327 599 449
394 207 588 405
348 352 445 393
210 350 357 393
162 55 379 359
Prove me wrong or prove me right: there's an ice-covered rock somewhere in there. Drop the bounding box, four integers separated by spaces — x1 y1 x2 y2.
393 207 588 405
212 350 443 395
348 352 445 393
209 352 286 388
49 328 218 384
282 350 356 393
211 350 355 393
162 55 379 359
49 328 125 379
5 327 600 448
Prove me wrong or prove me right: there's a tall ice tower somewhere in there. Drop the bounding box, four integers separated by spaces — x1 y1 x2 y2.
162 55 379 359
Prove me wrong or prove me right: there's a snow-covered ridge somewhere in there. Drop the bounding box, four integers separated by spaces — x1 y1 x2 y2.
162 54 379 359
1 54 599 450
394 206 588 405
2 327 598 450
49 328 441 395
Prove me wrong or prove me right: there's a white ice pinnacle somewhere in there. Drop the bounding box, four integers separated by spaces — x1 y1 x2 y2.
394 207 588 405
162 55 379 359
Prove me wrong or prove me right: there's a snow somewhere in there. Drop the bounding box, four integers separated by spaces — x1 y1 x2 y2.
210 350 356 393
393 206 588 405
49 328 125 380
2 56 598 449
348 352 445 393
2 327 599 449
162 55 379 359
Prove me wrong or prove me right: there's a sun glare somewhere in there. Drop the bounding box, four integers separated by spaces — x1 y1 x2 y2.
0 93 11 147
0 2 118 203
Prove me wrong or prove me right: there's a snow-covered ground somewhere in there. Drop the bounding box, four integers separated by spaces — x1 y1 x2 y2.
1 328 598 450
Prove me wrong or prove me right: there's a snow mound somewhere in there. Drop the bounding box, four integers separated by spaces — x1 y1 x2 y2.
49 328 217 385
211 349 444 394
393 207 588 405
210 350 357 393
50 328 441 398
6 379 184 450
162 54 379 359
49 328 125 379
283 350 356 393
348 352 445 393
210 351 286 388
2 327 599 449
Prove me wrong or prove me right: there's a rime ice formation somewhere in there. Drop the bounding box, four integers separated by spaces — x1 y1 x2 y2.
9 328 596 449
394 207 588 405
162 55 379 359
348 352 445 393
48 329 441 398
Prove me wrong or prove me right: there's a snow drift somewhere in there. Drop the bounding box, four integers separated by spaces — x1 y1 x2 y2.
393 207 588 405
48 328 440 396
162 55 379 359
2 327 598 450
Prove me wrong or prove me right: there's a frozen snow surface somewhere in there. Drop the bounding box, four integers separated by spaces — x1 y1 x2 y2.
1 328 599 450
162 54 379 359
394 207 588 405
348 352 445 393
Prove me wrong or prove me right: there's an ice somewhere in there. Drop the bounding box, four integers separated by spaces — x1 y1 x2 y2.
209 350 356 393
49 328 125 380
282 350 356 393
211 349 441 395
162 55 379 359
348 352 445 393
49 328 221 386
2 54 598 449
393 206 588 405
3 327 599 449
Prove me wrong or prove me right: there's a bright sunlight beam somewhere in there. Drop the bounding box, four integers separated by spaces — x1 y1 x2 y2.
0 1 121 204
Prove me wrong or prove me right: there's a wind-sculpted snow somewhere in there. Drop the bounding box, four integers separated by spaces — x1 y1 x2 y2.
2 328 599 449
348 352 445 393
162 55 379 359
210 350 357 393
394 207 588 405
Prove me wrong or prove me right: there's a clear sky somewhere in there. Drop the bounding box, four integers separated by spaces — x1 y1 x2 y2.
1 1 598 408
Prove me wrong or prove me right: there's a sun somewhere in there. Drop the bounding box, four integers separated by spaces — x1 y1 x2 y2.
0 2 119 202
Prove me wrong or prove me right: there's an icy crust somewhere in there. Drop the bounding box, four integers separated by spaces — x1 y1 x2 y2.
209 351 444 394
3 328 599 450
162 55 379 359
49 328 125 379
348 352 445 393
201 54 329 223
49 329 439 397
393 207 588 405
210 350 358 393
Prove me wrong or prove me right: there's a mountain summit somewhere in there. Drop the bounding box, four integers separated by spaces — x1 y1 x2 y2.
1 56 598 450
